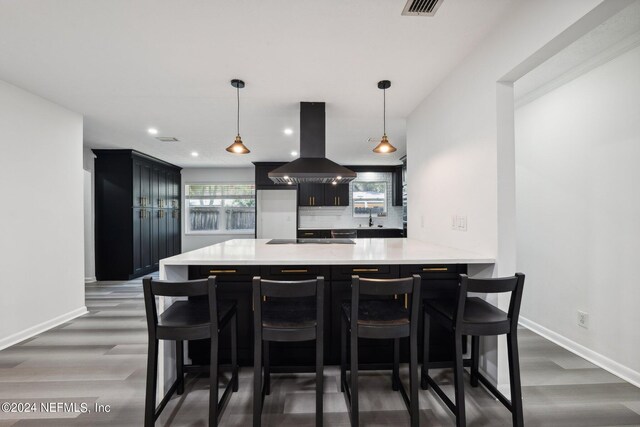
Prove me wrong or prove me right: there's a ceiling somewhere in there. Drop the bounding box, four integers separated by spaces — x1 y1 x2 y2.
0 0 514 167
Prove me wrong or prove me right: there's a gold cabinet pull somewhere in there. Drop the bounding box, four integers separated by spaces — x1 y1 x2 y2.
353 268 379 272
209 269 237 274
281 269 308 273
422 267 449 272
304 232 314 236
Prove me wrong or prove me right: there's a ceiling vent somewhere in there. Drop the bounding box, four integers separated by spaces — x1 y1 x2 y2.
155 137 179 142
401 0 444 16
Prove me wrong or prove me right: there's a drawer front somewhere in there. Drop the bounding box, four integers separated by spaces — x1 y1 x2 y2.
261 265 329 280
332 264 399 281
190 265 260 282
297 229 331 239
400 264 464 280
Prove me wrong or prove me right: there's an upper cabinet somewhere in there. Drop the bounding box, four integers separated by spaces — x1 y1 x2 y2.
392 165 403 207
299 183 325 206
324 183 349 207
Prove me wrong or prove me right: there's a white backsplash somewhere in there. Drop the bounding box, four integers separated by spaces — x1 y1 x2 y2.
298 172 403 229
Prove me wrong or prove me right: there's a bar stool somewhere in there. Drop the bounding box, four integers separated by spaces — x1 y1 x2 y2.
143 276 238 427
421 273 525 427
340 275 421 427
252 276 324 427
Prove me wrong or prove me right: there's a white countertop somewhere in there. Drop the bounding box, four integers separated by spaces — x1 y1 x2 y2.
298 227 403 230
160 238 495 266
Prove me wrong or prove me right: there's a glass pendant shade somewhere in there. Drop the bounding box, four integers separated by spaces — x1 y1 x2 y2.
373 134 397 154
225 134 250 154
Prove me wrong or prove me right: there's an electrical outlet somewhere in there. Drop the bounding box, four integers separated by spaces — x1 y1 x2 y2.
577 310 589 329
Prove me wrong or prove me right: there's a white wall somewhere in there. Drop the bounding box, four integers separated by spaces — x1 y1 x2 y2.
516 45 640 385
181 167 255 252
83 147 96 282
0 79 86 349
405 0 620 387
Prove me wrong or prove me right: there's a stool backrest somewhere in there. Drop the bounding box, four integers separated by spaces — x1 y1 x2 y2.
350 275 422 329
455 273 525 328
252 276 325 330
142 276 218 335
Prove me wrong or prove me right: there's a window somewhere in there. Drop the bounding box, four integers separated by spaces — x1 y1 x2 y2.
185 184 255 234
352 181 387 217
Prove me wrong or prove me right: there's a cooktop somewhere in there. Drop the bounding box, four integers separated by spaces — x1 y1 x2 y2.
266 238 355 245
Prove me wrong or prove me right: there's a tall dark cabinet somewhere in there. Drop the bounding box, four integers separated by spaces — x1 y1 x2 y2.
94 149 182 280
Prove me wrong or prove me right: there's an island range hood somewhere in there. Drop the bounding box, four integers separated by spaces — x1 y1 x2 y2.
268 102 357 184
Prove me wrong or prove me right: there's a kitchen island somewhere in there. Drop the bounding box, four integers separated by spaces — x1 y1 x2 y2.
157 238 494 391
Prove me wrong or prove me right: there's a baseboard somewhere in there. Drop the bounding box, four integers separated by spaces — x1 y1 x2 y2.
519 317 640 388
0 306 88 351
84 276 96 283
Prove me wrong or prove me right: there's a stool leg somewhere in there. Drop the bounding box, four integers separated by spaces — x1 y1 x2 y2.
263 341 271 396
453 332 466 427
209 334 219 427
421 312 430 390
470 335 479 388
508 332 524 427
350 327 359 427
253 335 262 427
410 324 419 427
176 340 184 395
392 338 400 391
316 328 324 427
144 337 158 427
340 316 346 393
231 313 239 392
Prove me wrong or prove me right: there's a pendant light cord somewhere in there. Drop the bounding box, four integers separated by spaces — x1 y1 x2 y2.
383 87 386 135
236 86 240 136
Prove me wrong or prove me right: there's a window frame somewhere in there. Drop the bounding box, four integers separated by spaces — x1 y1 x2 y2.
184 182 256 235
351 180 388 218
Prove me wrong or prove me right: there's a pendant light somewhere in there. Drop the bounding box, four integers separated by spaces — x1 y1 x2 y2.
225 79 250 154
373 80 397 154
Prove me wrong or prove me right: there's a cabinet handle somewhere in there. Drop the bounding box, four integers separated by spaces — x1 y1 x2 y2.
281 269 308 273
353 268 379 272
338 196 340 205
422 267 449 272
209 269 237 274
304 232 314 236
139 210 144 219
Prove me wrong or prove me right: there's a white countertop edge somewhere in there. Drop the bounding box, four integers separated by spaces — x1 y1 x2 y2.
161 258 496 266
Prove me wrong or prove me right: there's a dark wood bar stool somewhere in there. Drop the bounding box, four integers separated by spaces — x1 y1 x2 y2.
421 273 525 427
341 275 422 427
252 276 325 427
143 276 238 427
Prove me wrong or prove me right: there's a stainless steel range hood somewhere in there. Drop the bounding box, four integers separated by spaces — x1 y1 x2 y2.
268 102 357 184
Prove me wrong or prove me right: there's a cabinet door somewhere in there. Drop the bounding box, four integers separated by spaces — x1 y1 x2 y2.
299 183 324 206
151 209 159 268
172 209 181 255
133 159 152 207
325 184 349 206
155 209 168 263
392 165 403 207
135 208 153 270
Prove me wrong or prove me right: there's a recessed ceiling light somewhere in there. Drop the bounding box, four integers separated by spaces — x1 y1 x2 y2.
284 128 293 135
291 151 298 157
191 152 199 157
147 128 158 135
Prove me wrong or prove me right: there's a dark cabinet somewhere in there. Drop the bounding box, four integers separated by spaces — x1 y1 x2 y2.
356 228 404 238
298 183 325 206
297 229 332 238
324 183 349 206
94 149 182 280
392 165 404 207
299 183 349 207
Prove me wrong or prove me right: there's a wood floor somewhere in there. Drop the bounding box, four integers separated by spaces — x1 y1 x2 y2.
1 277 640 426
